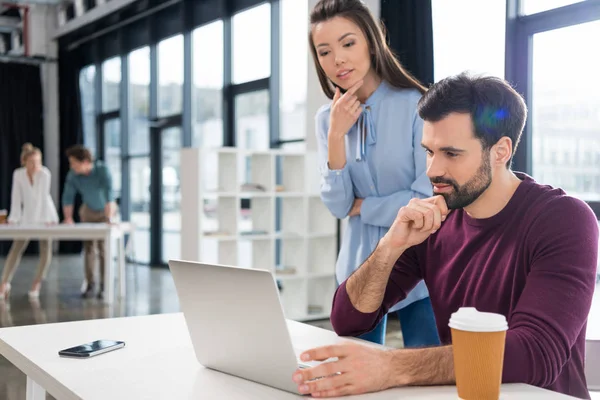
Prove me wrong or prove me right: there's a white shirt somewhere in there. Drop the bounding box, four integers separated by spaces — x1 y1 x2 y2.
8 167 59 224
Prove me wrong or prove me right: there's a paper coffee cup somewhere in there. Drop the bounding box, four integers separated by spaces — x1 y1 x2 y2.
449 307 508 400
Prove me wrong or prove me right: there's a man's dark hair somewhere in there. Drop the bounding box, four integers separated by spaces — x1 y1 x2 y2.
417 73 527 168
65 145 93 162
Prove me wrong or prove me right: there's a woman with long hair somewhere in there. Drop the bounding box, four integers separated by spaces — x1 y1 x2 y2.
310 0 439 347
0 143 59 299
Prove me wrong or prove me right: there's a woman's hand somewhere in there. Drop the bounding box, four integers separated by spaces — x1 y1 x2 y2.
328 80 363 141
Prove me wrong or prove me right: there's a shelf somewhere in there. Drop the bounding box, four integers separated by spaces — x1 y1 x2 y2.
238 238 273 270
280 237 306 277
307 236 336 276
274 192 307 198
281 197 306 235
218 152 238 193
278 279 307 320
239 153 275 193
307 276 336 318
307 272 334 279
181 147 337 322
203 192 238 198
240 196 274 236
280 154 305 193
308 197 336 235
239 192 272 198
275 273 305 281
201 234 238 241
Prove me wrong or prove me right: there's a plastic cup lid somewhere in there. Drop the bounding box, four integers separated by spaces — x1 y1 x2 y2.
448 307 508 332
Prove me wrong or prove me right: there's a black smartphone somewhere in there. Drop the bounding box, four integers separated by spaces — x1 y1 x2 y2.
58 340 125 358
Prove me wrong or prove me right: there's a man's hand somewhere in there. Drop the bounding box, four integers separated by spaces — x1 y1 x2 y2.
348 198 363 217
292 343 395 398
293 343 456 398
383 196 450 250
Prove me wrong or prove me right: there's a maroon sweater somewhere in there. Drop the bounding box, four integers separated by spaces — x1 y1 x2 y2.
331 174 598 399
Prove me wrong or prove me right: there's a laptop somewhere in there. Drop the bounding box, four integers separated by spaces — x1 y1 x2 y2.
168 260 323 394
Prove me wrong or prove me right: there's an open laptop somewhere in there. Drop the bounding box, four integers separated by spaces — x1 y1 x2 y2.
168 260 323 395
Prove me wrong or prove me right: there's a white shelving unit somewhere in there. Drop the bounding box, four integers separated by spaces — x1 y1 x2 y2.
181 147 337 321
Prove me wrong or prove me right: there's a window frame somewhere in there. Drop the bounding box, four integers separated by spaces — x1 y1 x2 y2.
506 0 600 217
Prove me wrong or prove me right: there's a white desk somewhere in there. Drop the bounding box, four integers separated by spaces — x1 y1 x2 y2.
0 223 132 303
0 313 577 399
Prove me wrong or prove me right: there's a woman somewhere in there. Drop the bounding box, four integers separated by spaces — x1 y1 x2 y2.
310 0 439 346
0 143 59 299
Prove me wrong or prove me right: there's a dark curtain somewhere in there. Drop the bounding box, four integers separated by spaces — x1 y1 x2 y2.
0 62 44 256
58 48 85 254
380 0 434 87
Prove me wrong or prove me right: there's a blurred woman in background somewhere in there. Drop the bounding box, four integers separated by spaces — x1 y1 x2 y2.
0 143 59 299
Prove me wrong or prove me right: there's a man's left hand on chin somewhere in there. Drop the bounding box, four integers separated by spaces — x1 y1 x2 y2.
292 342 394 398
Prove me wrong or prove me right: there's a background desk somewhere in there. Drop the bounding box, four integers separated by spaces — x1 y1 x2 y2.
0 223 132 303
0 313 577 399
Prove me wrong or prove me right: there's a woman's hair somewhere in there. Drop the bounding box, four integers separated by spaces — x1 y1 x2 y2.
20 143 41 166
309 0 427 99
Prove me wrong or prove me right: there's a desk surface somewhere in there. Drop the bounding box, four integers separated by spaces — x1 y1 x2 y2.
0 223 133 240
0 313 576 400
0 223 128 231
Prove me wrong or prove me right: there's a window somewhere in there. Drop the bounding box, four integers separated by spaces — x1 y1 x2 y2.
79 65 97 155
531 19 600 202
129 156 150 264
161 126 182 263
192 21 224 148
232 3 271 84
158 35 183 117
279 0 307 143
104 119 121 199
432 0 506 81
128 47 150 155
102 57 121 112
235 90 270 150
520 0 587 15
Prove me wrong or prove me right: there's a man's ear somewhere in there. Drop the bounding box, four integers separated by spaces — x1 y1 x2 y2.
491 137 513 167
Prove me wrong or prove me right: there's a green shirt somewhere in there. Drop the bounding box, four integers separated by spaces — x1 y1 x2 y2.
62 160 113 211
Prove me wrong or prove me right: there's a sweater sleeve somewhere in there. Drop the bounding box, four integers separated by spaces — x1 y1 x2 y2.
101 165 114 203
330 246 423 336
502 196 598 387
315 107 355 220
62 171 77 207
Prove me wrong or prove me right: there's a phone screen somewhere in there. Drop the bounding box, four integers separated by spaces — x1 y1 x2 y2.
59 340 125 357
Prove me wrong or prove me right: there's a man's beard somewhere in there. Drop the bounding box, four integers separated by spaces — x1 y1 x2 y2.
430 153 492 210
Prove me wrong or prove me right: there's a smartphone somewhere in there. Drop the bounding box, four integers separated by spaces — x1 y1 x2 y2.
58 340 125 358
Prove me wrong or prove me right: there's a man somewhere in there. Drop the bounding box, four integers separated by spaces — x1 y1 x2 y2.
62 145 116 299
292 73 598 399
